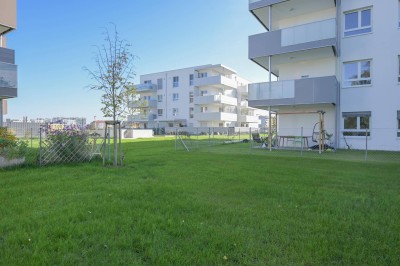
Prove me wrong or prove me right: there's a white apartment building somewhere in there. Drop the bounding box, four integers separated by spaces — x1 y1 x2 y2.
0 0 17 125
130 64 266 129
248 0 400 150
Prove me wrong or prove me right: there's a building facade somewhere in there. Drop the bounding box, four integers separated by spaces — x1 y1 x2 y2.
248 0 400 150
0 0 17 125
130 64 266 130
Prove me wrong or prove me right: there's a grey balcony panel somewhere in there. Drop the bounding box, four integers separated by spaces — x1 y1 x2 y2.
0 87 17 98
249 30 336 60
248 76 337 108
0 47 15 64
0 62 17 98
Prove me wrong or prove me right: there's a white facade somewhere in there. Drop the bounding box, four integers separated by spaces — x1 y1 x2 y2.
131 64 266 129
248 0 400 150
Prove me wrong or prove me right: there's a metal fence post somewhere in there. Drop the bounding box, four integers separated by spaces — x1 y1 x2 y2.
39 126 42 166
365 128 368 162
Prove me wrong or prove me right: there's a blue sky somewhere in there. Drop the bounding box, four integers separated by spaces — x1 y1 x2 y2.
6 0 266 122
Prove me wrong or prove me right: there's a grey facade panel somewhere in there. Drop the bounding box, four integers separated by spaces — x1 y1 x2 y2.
249 30 336 59
0 47 15 64
0 87 17 98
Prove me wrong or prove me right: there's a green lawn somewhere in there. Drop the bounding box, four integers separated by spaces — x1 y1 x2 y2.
1 138 399 265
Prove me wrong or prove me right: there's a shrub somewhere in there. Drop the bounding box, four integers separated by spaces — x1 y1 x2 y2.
43 124 92 163
0 127 28 160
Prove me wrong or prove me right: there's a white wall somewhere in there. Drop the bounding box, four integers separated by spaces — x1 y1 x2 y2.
276 8 336 30
339 0 400 150
278 57 336 80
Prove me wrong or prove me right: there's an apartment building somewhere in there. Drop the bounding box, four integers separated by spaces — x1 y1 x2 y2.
0 0 17 125
248 0 400 150
130 64 266 129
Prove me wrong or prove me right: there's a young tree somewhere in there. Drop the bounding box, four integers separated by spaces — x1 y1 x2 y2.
85 25 137 166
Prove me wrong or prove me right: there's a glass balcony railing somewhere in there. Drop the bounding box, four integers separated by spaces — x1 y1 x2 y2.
248 80 295 101
281 18 336 47
135 83 157 91
0 62 17 89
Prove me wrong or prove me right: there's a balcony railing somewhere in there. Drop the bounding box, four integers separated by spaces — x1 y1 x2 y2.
249 80 295 101
281 18 336 47
194 94 237 106
130 99 157 108
248 76 338 106
130 114 156 121
135 83 157 92
194 75 237 89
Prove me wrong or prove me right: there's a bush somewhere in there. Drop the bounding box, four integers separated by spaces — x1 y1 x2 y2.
0 127 28 159
44 124 92 163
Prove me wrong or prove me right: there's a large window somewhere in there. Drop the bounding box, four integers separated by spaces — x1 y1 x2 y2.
144 80 152 84
344 8 372 36
198 72 207 78
157 95 163 102
343 60 371 87
157 109 163 116
172 108 179 116
173 76 179 88
189 74 194 86
343 112 371 136
172 93 179 101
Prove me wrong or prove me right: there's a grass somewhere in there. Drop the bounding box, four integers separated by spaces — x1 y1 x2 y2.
1 138 400 265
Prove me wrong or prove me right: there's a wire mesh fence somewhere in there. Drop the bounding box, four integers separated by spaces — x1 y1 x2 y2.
174 127 400 164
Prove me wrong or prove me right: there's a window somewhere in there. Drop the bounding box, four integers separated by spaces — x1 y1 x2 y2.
173 76 179 87
172 108 179 116
189 92 194 103
144 80 152 84
201 107 207 113
189 107 194 118
200 90 208 96
398 56 400 83
343 112 371 136
189 74 194 86
397 111 400 137
172 93 179 101
157 78 163 90
198 72 208 78
157 109 163 116
343 60 371 87
157 95 163 102
344 8 371 36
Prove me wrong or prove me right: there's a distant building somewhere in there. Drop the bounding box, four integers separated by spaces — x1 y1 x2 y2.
131 64 267 129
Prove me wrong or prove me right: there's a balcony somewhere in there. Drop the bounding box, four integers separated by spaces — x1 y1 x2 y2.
193 75 237 89
249 0 336 30
135 83 157 92
0 62 17 98
194 112 237 122
248 76 338 108
130 99 157 108
130 114 157 122
0 0 17 35
194 94 237 106
239 115 259 123
249 19 336 73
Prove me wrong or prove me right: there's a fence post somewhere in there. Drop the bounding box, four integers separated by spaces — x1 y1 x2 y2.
365 128 368 162
39 126 42 166
301 127 304 157
175 127 177 151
